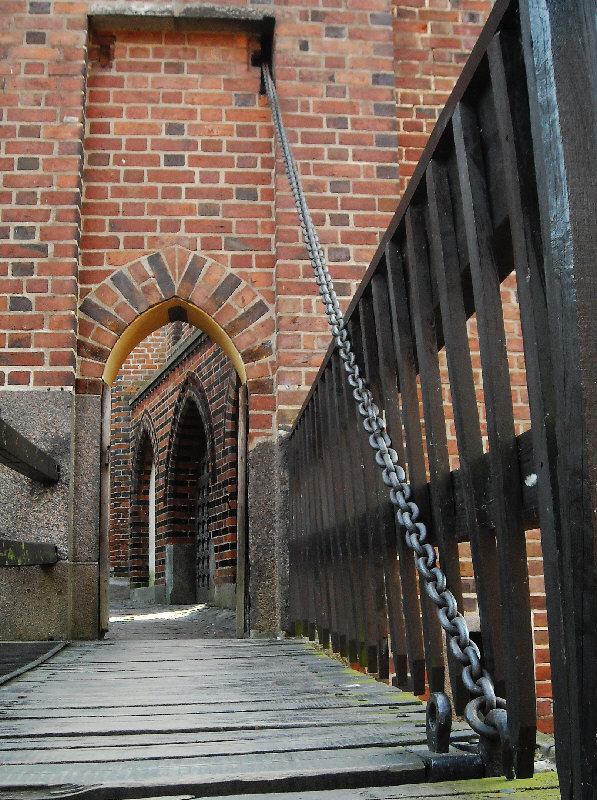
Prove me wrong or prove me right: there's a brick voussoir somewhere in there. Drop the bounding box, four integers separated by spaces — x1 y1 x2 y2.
110 271 151 314
77 337 111 363
79 297 127 336
146 251 176 298
225 300 270 339
240 340 273 364
177 253 208 300
208 273 242 309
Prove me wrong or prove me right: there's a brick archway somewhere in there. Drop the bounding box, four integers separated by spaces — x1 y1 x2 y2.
129 412 159 590
163 374 220 604
77 245 275 442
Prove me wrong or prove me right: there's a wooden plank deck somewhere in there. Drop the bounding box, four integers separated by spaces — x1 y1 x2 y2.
0 638 557 800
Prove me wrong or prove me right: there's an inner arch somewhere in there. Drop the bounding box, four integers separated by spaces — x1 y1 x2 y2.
103 297 247 386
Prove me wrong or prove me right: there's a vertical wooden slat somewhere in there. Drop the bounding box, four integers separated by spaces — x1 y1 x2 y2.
317 379 345 653
331 352 376 668
453 98 535 777
357 290 409 687
371 268 427 693
487 26 574 788
315 371 355 657
348 312 391 680
305 398 332 646
312 382 341 652
339 320 388 675
426 158 505 695
325 364 362 661
404 203 469 714
291 422 308 636
286 435 301 635
385 239 446 698
297 413 318 640
520 3 597 794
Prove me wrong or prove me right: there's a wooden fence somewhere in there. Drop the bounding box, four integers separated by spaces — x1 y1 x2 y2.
286 0 596 796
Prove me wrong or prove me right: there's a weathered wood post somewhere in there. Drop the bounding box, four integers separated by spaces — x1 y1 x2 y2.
520 2 597 797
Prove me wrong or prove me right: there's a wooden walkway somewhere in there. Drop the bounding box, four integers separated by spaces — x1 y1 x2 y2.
0 638 558 799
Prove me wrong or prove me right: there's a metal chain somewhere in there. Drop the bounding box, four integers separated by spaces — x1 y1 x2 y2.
263 63 507 743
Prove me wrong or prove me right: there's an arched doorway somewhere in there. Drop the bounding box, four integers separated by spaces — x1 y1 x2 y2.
107 323 243 627
75 248 276 638
129 416 158 595
164 392 213 605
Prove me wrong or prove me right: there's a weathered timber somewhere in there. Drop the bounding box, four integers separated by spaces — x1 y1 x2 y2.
385 239 446 700
0 538 58 567
0 642 67 684
357 293 407 684
518 2 597 797
453 97 535 777
0 417 60 483
371 269 426 693
0 638 486 797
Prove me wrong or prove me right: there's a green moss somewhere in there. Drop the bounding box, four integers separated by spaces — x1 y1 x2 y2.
426 771 559 798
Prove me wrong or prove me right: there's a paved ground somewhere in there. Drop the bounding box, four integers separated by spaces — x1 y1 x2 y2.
106 603 236 641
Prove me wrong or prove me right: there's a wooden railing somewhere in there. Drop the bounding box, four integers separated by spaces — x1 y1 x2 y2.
0 417 60 566
286 0 596 795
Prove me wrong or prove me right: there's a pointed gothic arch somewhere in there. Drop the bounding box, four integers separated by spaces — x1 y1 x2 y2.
76 245 275 402
163 374 218 604
129 412 159 591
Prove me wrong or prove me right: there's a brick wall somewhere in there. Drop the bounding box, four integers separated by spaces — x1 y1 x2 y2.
109 327 168 574
0 0 87 390
272 2 401 426
1 0 496 423
392 0 495 197
128 336 238 595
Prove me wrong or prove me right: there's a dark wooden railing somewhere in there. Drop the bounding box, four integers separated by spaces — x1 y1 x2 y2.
0 417 60 565
286 0 596 796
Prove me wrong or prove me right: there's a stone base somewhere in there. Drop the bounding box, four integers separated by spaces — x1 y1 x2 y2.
165 543 195 604
212 582 235 610
0 391 103 641
130 584 167 605
247 438 289 634
0 561 98 641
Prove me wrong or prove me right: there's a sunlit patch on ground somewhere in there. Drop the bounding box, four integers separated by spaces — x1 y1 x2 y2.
105 600 236 640
109 604 207 624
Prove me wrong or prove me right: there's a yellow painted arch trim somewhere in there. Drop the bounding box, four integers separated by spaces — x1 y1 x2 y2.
103 298 247 386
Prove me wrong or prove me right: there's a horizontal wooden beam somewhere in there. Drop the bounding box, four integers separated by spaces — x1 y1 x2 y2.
0 538 58 567
0 418 60 484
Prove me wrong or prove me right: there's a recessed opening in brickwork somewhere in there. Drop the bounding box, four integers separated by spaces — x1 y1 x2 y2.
81 27 274 294
108 321 239 615
130 430 154 590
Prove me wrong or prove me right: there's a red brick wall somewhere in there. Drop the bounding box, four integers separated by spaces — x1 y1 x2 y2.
129 338 238 592
109 327 168 574
81 27 274 292
0 0 87 390
129 428 154 588
392 0 495 197
273 2 400 426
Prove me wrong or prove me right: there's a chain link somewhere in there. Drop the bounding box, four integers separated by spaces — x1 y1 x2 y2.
263 63 506 742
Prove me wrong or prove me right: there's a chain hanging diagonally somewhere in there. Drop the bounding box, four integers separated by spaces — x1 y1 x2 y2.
262 62 512 764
